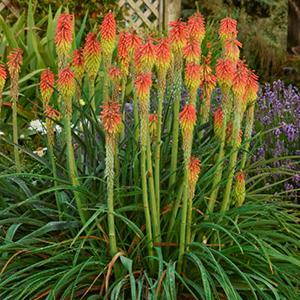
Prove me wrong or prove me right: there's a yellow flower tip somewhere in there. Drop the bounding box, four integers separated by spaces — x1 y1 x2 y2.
185 62 201 92
214 107 223 140
57 67 75 99
79 99 86 106
188 156 201 186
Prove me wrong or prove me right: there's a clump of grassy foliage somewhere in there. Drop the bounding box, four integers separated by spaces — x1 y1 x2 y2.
0 3 299 299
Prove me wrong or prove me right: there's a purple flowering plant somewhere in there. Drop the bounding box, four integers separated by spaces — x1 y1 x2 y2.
252 80 300 200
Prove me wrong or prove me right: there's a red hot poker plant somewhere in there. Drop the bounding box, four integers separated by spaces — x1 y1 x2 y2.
7 48 23 172
0 63 7 116
55 14 74 67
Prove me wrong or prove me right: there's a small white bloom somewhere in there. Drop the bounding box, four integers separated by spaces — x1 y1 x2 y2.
29 119 47 135
0 131 5 136
20 134 25 139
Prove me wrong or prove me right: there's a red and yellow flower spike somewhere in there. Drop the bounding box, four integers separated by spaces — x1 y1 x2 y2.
187 12 205 43
134 72 152 100
214 107 223 140
135 38 156 73
7 48 23 78
169 20 188 53
109 66 122 82
223 39 242 63
179 104 197 134
183 37 201 63
55 14 74 61
188 156 201 196
185 62 201 95
100 101 122 136
57 67 75 101
232 60 249 99
155 37 171 76
45 104 61 120
101 11 116 58
216 58 235 88
244 69 259 105
117 31 130 77
83 32 101 80
219 17 238 41
149 113 158 139
127 31 142 57
0 63 7 94
72 49 85 82
234 171 246 206
40 69 55 106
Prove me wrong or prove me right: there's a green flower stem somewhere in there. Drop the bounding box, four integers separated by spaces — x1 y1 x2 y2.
154 76 165 218
147 135 160 242
89 78 96 113
167 182 184 240
106 136 118 257
207 113 227 214
102 56 112 102
169 57 182 188
133 90 140 196
140 136 154 257
120 78 127 141
221 101 242 213
12 96 20 172
48 141 63 220
64 115 87 226
186 194 193 251
177 159 189 273
240 104 255 170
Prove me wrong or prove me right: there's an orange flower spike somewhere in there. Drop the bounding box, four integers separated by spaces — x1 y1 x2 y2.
7 48 23 78
223 39 242 63
55 14 74 58
72 49 85 81
233 60 249 99
83 32 101 80
149 113 158 138
214 107 223 140
128 31 142 57
179 104 197 133
183 37 201 63
169 20 188 53
234 171 246 206
109 66 122 82
117 31 130 76
155 37 171 75
244 69 259 104
219 17 238 41
134 73 152 99
188 156 201 187
57 67 75 99
135 38 156 73
45 104 61 120
101 11 116 57
0 63 7 93
185 62 201 94
100 101 122 136
216 58 235 88
40 69 55 105
187 12 205 43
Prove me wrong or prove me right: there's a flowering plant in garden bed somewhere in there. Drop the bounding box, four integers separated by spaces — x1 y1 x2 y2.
252 80 300 201
0 6 300 299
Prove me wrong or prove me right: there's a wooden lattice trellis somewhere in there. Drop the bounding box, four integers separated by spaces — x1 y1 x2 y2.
0 0 20 17
119 0 163 30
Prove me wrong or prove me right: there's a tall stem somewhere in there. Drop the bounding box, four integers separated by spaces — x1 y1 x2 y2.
221 103 242 213
64 115 87 225
207 113 227 214
154 76 165 218
12 96 20 172
169 57 182 187
147 136 160 242
240 104 255 170
89 78 96 113
106 136 118 257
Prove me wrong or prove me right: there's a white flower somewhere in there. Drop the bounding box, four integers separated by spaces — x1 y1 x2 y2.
29 119 47 135
0 131 5 136
20 134 25 139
